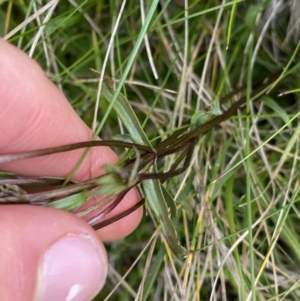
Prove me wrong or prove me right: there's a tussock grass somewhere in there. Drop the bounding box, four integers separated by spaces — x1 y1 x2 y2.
1 1 300 300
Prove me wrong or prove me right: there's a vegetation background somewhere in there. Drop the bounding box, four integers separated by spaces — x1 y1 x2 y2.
1 0 300 300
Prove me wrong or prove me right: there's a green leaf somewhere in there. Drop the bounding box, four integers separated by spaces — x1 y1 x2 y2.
177 191 193 221
263 96 292 131
47 191 88 211
113 134 134 143
191 110 208 126
161 184 177 218
101 76 185 253
211 98 220 116
143 170 186 254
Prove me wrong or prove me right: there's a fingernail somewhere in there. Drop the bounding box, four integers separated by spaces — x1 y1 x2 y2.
36 234 107 301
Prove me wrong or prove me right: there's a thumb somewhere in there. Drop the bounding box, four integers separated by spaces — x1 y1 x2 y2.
0 205 107 301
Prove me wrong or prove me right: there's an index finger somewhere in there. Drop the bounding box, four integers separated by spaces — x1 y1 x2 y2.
0 39 142 241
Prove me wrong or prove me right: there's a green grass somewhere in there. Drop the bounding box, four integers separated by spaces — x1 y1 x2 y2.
1 0 300 300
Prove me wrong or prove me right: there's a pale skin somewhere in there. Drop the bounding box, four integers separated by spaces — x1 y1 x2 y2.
0 39 142 301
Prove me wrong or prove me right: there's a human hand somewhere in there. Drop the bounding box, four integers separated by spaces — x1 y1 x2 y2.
0 39 142 301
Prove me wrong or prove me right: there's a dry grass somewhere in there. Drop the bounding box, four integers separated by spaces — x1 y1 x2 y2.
1 1 300 300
